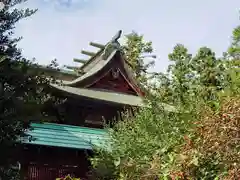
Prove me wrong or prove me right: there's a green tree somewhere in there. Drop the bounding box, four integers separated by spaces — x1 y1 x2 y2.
123 31 156 84
228 25 240 59
224 25 240 94
0 1 52 179
167 44 193 104
158 44 226 106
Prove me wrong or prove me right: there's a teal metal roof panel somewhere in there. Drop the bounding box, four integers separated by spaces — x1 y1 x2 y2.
21 123 109 150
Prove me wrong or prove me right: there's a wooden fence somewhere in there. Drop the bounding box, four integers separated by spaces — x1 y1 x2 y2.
23 162 83 180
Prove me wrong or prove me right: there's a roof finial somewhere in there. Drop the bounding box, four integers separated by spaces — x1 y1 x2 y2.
111 30 122 43
101 30 123 60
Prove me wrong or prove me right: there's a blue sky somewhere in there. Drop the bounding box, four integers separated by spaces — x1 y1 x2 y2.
15 0 240 72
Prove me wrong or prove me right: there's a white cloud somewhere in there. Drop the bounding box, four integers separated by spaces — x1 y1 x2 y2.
15 0 240 72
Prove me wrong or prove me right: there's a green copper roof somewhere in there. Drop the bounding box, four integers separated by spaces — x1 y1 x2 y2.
21 123 109 150
50 84 145 107
62 50 117 86
50 84 177 112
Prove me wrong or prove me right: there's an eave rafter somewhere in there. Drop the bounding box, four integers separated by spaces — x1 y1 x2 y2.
65 41 105 72
64 30 122 72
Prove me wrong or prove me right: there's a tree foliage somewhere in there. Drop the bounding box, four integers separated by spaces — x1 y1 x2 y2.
123 31 156 84
228 25 240 59
90 19 240 179
0 1 53 179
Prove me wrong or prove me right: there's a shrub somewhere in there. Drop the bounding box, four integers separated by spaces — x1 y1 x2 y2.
173 96 240 179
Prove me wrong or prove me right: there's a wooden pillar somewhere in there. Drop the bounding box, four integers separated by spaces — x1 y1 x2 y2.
130 107 135 117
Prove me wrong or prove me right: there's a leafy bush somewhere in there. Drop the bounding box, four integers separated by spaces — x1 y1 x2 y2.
90 96 202 179
173 95 240 179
